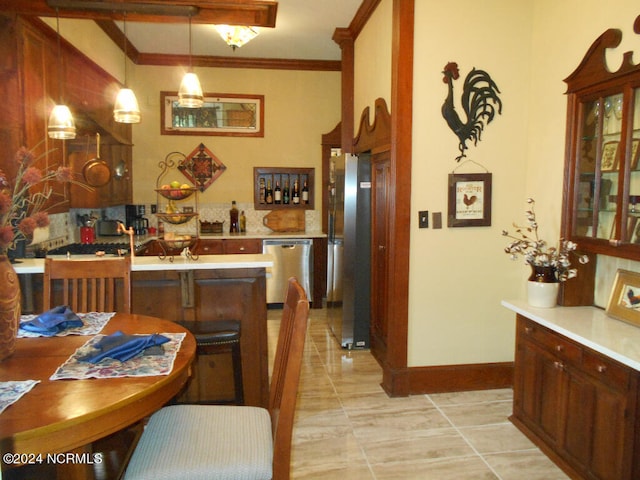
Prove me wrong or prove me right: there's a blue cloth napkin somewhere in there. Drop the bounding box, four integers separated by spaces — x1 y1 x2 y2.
79 330 170 363
19 305 83 336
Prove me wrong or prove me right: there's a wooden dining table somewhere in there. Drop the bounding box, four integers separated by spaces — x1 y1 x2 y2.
0 312 196 478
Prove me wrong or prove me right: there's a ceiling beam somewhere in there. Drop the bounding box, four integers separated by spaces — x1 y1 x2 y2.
0 0 278 26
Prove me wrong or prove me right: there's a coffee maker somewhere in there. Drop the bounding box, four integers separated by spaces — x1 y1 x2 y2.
125 204 149 235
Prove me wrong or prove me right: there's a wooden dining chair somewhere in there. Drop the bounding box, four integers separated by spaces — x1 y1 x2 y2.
43 257 132 313
123 277 310 480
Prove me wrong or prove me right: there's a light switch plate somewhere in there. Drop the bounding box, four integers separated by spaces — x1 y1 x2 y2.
418 211 429 228
432 212 442 229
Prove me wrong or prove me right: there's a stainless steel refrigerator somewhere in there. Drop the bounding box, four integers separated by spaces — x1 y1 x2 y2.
326 153 371 349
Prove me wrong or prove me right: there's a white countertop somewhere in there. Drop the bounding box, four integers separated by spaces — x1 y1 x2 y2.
12 254 274 274
502 299 640 371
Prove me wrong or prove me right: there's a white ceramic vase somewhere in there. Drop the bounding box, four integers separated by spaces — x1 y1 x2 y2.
527 281 559 308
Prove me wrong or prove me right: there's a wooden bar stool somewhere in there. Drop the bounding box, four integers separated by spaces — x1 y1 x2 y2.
178 320 244 405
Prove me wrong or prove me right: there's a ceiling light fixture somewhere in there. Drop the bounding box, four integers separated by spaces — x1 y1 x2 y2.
178 15 203 108
215 25 260 50
48 10 76 140
113 12 141 123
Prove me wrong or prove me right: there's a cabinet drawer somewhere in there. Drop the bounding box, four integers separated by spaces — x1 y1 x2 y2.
518 317 581 363
196 240 224 255
224 239 261 254
582 349 631 392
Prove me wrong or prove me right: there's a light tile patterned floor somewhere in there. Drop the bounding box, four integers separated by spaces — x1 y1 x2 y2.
268 307 570 480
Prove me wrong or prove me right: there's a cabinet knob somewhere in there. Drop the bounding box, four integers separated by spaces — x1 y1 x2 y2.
596 365 607 373
554 361 564 370
524 327 533 334
239 246 245 251
555 345 564 352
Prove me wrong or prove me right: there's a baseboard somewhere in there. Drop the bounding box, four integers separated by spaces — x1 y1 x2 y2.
381 361 514 395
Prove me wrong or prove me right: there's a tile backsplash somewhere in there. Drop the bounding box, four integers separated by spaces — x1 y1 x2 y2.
37 203 321 249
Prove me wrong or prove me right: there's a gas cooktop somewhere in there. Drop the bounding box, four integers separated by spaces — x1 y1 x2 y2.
47 242 130 256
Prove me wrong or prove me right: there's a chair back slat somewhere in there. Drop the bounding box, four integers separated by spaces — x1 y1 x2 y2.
269 277 309 480
43 257 132 313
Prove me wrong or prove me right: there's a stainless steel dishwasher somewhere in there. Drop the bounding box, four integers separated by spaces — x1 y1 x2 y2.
262 239 313 304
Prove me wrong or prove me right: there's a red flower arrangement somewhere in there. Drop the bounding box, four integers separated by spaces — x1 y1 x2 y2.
0 145 90 254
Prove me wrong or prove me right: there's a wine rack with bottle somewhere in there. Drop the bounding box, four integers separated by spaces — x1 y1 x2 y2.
253 167 314 210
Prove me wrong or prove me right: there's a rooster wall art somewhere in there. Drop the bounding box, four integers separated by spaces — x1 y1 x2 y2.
441 62 502 161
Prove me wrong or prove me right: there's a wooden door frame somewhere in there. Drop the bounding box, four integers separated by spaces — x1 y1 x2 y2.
341 0 413 396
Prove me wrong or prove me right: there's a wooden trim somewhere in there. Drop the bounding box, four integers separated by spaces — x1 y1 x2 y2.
136 52 341 71
383 0 413 397
0 0 278 26
353 98 392 153
408 362 513 394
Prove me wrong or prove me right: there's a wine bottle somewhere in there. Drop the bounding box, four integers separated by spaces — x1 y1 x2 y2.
302 180 309 204
266 179 273 204
283 179 290 204
229 200 239 233
292 179 300 204
274 181 282 204
259 178 266 204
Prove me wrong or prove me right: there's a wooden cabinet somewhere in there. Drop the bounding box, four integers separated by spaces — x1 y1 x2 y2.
561 16 640 304
512 315 639 480
193 238 261 255
0 14 132 210
253 167 314 210
131 268 268 407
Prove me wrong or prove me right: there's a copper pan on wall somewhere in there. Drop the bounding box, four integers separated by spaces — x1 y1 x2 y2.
83 133 111 187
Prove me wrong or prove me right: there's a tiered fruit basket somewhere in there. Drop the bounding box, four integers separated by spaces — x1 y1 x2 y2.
155 152 199 261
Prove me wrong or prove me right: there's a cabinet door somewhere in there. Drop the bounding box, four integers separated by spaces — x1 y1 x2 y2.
131 270 186 321
370 153 391 364
21 20 68 213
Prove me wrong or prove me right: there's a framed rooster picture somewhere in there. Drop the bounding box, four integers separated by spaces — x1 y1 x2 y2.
606 269 640 327
447 173 492 227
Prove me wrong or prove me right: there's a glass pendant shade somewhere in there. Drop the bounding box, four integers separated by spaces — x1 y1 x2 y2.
47 104 76 139
114 88 141 123
178 72 204 108
215 25 259 49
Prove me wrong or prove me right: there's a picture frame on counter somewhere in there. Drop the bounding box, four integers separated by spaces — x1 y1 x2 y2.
161 92 264 137
606 268 640 327
447 172 492 227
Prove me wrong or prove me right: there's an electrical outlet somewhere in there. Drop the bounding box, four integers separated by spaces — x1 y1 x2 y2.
151 204 157 214
418 211 429 228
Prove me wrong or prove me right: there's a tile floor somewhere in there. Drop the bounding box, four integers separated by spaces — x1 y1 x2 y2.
268 307 570 480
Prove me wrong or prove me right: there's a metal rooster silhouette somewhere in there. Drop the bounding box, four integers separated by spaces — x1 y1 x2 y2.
441 62 502 161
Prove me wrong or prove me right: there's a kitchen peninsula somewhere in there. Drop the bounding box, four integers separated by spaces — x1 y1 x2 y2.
14 254 273 408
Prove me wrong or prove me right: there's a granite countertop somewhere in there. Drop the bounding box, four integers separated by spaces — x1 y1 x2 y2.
12 254 274 274
502 299 640 371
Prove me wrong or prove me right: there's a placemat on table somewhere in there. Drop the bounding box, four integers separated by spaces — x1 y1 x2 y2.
0 380 40 414
18 312 115 338
50 332 186 380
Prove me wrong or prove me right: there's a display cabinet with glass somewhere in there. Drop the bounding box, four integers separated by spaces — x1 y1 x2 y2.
562 16 640 303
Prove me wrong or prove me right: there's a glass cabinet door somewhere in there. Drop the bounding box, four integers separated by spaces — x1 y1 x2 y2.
628 88 640 243
575 94 623 241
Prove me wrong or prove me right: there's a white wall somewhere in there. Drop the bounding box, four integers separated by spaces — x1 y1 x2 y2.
406 0 640 368
129 66 341 206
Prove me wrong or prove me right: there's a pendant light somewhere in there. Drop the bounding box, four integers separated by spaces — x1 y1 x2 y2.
113 12 141 123
178 15 203 108
48 10 76 140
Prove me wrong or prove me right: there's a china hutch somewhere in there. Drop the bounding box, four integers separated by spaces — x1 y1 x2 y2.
561 15 640 306
510 15 640 480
